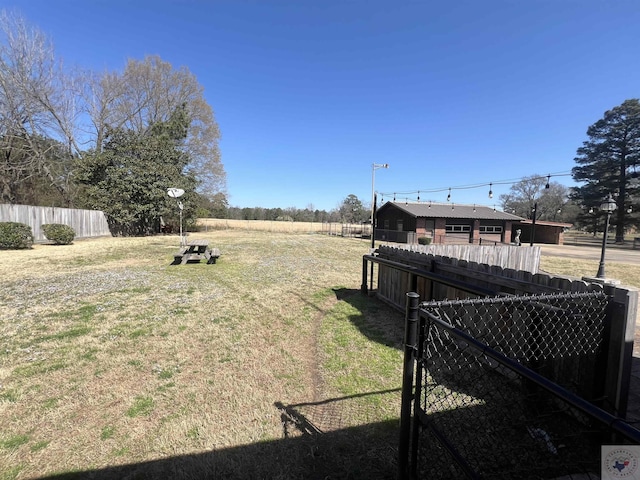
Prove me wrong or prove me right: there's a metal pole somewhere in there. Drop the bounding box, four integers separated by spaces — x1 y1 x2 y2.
370 163 388 238
371 192 377 250
371 165 376 228
361 257 369 294
179 208 183 246
596 211 611 278
369 193 377 292
399 292 420 479
529 202 537 247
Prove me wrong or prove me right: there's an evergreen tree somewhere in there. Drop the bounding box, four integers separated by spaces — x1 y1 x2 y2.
75 106 196 235
338 194 368 223
572 99 640 242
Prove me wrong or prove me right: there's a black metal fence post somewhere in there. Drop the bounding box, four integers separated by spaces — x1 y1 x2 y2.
399 292 420 479
361 257 369 294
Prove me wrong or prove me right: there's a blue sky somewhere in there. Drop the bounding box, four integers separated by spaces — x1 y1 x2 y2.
5 0 640 211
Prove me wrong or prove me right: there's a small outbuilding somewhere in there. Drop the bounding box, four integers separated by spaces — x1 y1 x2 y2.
375 201 524 245
516 219 572 245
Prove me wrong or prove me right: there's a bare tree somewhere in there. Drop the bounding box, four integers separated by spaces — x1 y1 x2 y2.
500 175 570 221
0 10 80 204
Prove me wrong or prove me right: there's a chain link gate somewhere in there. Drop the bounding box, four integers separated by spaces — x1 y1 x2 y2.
399 291 640 479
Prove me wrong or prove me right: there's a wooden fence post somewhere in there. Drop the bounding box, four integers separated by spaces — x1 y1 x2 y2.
603 284 639 419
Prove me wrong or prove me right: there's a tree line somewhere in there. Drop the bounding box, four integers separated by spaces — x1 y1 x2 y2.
201 193 371 224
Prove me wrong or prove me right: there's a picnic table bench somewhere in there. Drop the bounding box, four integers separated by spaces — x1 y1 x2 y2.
173 239 220 265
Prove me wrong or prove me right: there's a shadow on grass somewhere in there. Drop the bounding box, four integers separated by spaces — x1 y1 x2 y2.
39 393 400 480
331 287 405 351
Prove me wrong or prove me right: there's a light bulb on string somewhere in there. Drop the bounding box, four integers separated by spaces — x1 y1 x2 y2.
488 183 493 199
447 188 451 202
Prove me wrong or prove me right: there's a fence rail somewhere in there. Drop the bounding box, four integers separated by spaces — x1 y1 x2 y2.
0 204 111 242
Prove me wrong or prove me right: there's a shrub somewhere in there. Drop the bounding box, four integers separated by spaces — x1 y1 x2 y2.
417 236 432 245
42 224 75 245
0 222 34 249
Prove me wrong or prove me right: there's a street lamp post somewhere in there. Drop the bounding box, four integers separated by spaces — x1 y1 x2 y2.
369 163 388 293
596 194 617 279
371 163 389 241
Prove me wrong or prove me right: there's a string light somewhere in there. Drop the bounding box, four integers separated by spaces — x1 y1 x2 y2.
378 172 573 204
545 174 550 189
473 204 476 212
451 203 455 210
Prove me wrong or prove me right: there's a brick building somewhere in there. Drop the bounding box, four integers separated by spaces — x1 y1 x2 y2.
375 202 524 245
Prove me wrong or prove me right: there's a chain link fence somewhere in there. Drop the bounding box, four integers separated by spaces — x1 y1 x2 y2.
401 291 640 479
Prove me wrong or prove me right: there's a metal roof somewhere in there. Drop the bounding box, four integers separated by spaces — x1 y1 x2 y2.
378 201 524 221
518 219 573 228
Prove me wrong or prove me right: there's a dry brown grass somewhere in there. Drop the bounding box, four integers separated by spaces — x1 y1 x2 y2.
540 256 640 288
0 232 403 479
4 231 631 479
197 218 326 233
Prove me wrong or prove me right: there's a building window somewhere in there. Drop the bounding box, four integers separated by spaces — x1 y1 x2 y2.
384 219 389 229
397 220 403 231
445 225 471 233
479 226 503 233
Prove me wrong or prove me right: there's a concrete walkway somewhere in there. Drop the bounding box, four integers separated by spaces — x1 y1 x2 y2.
538 241 640 426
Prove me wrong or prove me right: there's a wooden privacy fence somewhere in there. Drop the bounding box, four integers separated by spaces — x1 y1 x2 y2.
362 245 638 423
380 243 541 273
0 204 111 242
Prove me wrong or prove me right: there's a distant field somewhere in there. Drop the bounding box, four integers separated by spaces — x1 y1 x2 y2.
197 218 325 233
197 218 371 235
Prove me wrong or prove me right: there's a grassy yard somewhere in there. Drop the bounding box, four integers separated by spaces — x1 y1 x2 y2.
0 232 404 480
1 232 638 479
540 255 640 288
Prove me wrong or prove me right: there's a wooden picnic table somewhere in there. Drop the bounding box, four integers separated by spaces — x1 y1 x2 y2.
173 239 220 265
